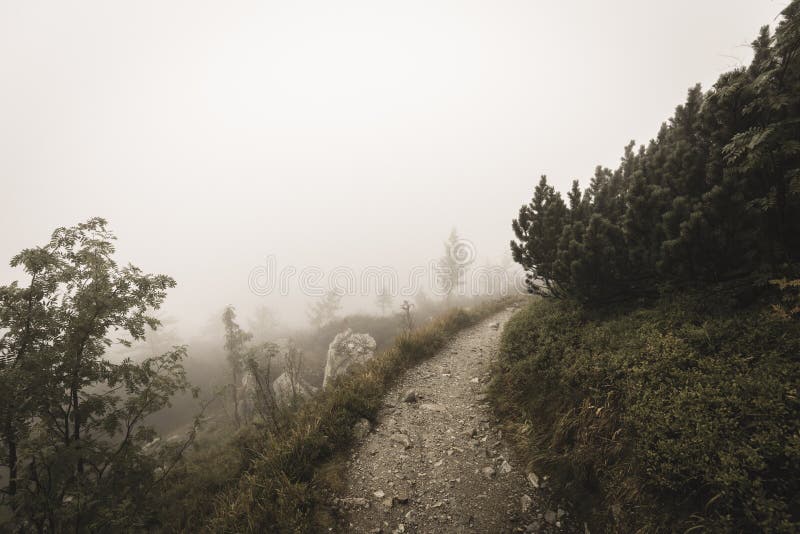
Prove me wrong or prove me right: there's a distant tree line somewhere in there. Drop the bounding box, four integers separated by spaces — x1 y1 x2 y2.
512 3 800 304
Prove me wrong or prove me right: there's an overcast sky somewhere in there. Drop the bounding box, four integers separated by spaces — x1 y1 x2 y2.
0 0 787 331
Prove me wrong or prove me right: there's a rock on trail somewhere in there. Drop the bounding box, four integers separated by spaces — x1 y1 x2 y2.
335 308 578 534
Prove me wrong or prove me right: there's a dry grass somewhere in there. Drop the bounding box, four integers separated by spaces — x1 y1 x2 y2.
190 298 514 533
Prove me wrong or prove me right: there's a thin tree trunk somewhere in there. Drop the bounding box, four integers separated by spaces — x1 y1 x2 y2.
232 368 240 428
72 386 82 474
4 421 17 496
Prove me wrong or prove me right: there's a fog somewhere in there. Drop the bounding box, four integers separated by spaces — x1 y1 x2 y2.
0 0 781 333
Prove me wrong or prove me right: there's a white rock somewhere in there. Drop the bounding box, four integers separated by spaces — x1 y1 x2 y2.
480 466 496 479
521 494 533 513
271 371 318 406
390 433 412 449
323 329 377 388
526 472 540 488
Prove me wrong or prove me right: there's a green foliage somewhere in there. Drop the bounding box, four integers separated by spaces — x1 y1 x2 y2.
770 277 800 319
511 2 800 303
491 297 800 532
0 218 194 532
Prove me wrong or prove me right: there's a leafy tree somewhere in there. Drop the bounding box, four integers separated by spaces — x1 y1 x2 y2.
307 289 343 328
248 306 277 342
222 305 252 428
0 218 194 531
375 284 394 315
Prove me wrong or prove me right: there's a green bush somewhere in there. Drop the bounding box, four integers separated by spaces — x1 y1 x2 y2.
491 297 800 532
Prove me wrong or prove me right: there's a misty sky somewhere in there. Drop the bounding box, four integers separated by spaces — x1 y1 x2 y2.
0 1 786 331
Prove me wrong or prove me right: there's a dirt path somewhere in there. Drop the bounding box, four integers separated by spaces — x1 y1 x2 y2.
335 308 578 534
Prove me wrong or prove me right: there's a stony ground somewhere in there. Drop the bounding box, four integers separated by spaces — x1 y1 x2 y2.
335 308 581 534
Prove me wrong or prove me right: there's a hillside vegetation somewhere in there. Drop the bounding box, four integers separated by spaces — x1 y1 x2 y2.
493 296 799 531
166 298 512 532
497 3 800 532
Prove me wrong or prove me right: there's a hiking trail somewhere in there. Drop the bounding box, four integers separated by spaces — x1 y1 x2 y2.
335 307 580 534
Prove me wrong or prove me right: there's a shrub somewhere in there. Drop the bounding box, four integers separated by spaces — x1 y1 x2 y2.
491 297 800 532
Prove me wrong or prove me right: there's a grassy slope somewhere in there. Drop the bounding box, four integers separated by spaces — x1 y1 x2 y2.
178 298 514 533
490 295 800 533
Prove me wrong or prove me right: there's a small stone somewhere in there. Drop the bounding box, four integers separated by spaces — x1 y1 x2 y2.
463 427 477 439
526 472 540 488
421 403 446 412
544 510 557 524
340 497 368 507
521 494 533 513
481 466 496 479
353 418 371 440
374 489 385 499
557 508 566 519
401 389 417 403
499 460 512 474
433 459 444 467
470 377 480 383
490 322 500 330
390 433 412 449
475 393 489 402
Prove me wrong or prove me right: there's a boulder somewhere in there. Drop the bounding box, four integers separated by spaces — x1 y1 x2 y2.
323 329 377 388
272 371 318 406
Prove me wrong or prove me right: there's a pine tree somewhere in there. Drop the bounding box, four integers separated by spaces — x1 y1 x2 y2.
511 2 800 303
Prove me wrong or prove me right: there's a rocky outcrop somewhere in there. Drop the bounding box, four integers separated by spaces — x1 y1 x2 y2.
323 329 377 388
272 371 318 406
